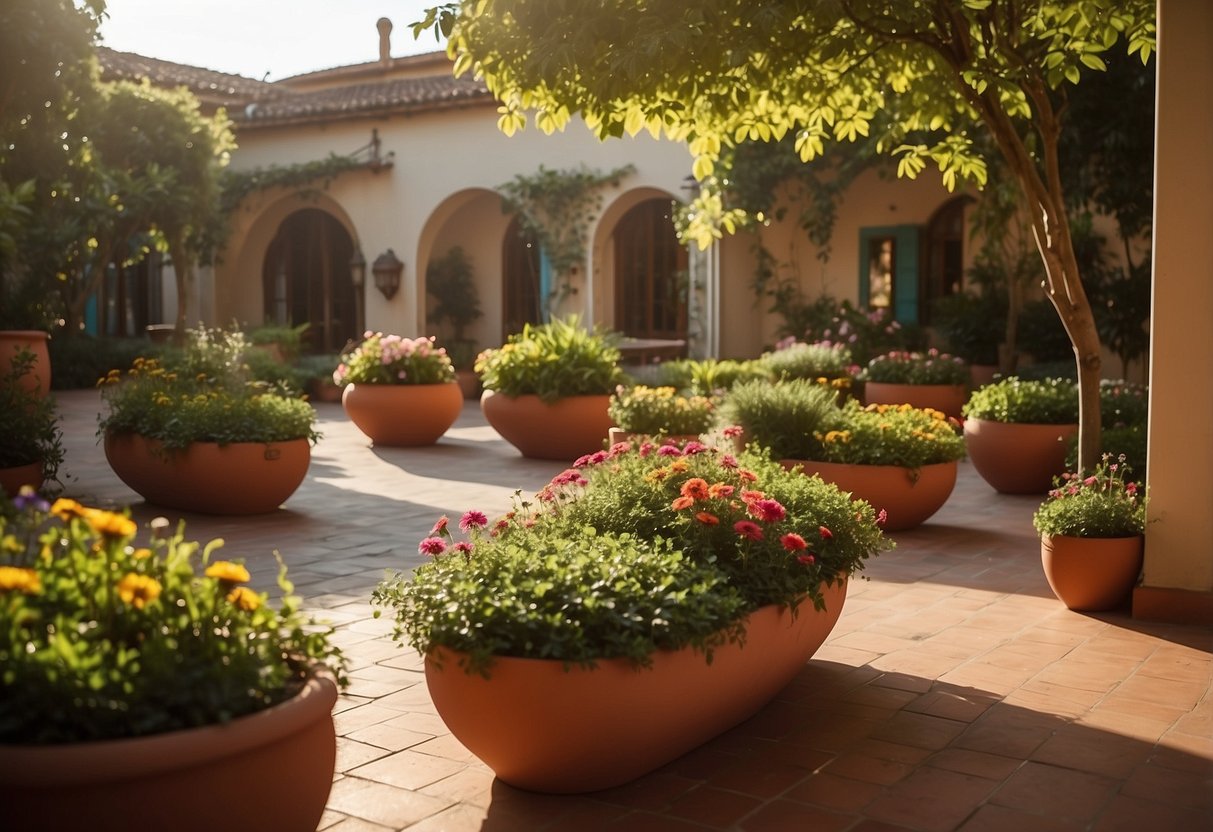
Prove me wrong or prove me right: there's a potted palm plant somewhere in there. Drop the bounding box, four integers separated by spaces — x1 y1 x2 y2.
0 495 347 832
1032 455 1146 611
373 442 890 792
334 332 462 446
0 349 64 497
476 315 625 460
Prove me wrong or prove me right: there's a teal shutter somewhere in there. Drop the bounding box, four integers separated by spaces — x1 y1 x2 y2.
857 225 921 324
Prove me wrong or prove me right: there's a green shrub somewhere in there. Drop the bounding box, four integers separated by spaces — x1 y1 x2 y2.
49 335 155 390
475 316 624 402
655 357 769 395
758 342 855 382
962 377 1079 424
608 385 716 435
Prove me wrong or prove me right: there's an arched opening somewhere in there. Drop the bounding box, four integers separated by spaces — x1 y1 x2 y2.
502 216 542 336
262 209 356 353
614 198 688 343
922 197 970 322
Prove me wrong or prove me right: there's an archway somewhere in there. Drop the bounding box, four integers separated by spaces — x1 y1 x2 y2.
502 216 542 335
262 209 356 353
613 198 688 343
922 196 971 322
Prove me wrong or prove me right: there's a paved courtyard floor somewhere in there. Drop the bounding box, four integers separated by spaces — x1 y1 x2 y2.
54 389 1212 831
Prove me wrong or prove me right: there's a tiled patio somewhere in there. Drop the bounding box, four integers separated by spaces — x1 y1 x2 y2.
55 389 1212 832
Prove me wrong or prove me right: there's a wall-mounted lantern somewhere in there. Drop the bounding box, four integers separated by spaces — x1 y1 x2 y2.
372 249 403 299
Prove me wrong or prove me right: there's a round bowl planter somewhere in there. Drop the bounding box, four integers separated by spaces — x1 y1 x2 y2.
0 329 51 398
0 673 338 832
963 418 1079 494
1041 533 1144 612
455 369 482 400
607 427 701 447
342 382 463 447
863 382 967 420
425 578 847 794
481 390 614 461
0 460 43 498
781 459 958 532
104 432 311 515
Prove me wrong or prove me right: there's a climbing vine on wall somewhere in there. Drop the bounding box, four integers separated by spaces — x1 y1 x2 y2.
218 153 370 216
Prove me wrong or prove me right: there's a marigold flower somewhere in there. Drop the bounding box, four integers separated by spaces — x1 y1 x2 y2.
671 496 696 511
680 478 710 500
781 533 808 551
418 537 447 556
132 548 152 559
50 498 88 521
733 521 764 541
116 573 162 609
0 566 41 594
84 509 137 539
205 560 251 583
226 586 261 611
694 512 720 526
460 510 489 532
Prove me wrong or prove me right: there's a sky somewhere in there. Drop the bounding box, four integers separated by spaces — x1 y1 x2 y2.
97 1 448 81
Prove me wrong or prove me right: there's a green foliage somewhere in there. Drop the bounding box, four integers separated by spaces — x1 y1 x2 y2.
0 498 347 743
608 385 716 435
334 333 456 386
795 298 922 366
48 334 155 390
930 291 1007 366
1033 455 1146 538
1065 382 1149 476
426 246 483 344
0 351 64 481
758 342 855 382
218 154 368 217
655 358 770 396
862 349 970 385
475 316 625 402
721 379 843 461
246 322 310 359
98 326 319 450
963 377 1079 424
1018 298 1076 363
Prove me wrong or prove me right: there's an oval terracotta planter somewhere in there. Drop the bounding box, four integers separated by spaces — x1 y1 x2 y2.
481 390 613 461
1041 533 1144 611
0 330 51 399
342 382 463 446
863 382 967 420
425 578 847 793
0 461 43 498
0 673 338 832
781 459 957 532
104 432 311 515
964 418 1079 494
607 428 701 447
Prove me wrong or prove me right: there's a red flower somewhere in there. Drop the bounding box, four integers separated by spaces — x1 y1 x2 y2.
718 454 738 469
741 489 765 504
780 533 807 551
695 512 720 526
733 520 764 541
680 478 710 500
671 496 695 511
429 516 449 537
796 554 816 565
819 525 833 540
749 498 786 523
722 425 744 438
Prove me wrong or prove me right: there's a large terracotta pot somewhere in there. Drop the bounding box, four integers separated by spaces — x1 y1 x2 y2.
607 428 701 447
425 578 847 793
0 330 51 398
0 461 43 498
481 390 613 461
0 673 338 832
782 459 957 532
863 382 967 420
341 382 463 446
1041 533 1144 611
104 432 311 515
964 418 1079 494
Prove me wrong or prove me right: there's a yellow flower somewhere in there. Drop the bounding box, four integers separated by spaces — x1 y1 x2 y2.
226 586 261 611
132 548 153 559
85 509 137 539
50 498 88 521
116 573 162 609
0 566 41 594
206 560 251 584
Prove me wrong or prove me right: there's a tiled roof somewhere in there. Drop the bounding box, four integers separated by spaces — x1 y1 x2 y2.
96 47 493 129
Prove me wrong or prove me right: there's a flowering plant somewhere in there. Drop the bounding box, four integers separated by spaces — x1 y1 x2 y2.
862 348 969 385
608 385 715 436
475 315 624 402
333 332 455 386
962 377 1078 424
0 493 347 744
760 341 856 383
372 442 890 674
1032 455 1146 538
97 326 318 450
799 300 919 365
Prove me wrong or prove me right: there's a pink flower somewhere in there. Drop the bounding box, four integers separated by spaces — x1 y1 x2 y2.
876 508 888 527
749 498 786 523
1126 482 1138 495
733 521 764 541
639 442 655 457
418 537 447 556
718 454 738 469
682 441 708 455
429 516 449 536
780 533 807 551
722 425 744 438
460 510 488 532
452 541 473 555
656 445 682 457
796 554 816 565
1083 476 1097 487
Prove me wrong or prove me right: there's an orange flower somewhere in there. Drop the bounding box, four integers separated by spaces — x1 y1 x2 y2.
84 509 137 539
50 498 88 521
0 566 41 594
671 496 696 511
680 478 710 500
694 512 720 526
737 469 758 483
708 483 735 499
205 560 251 584
116 573 162 609
227 586 262 611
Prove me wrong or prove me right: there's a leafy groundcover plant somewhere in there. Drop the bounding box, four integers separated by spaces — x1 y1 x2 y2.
962 377 1079 424
655 357 770 396
0 349 64 484
759 341 856 384
862 348 970 385
1033 455 1146 539
475 315 624 402
373 441 891 675
608 385 715 435
97 326 318 450
0 493 347 744
333 332 456 386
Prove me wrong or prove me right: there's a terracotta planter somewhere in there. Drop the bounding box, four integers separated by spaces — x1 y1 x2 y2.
455 369 481 400
607 427 701 447
425 578 847 793
1041 533 1144 611
969 364 1000 388
307 377 344 403
964 418 1079 494
0 330 51 399
0 673 338 832
481 390 613 461
342 382 463 446
0 461 43 498
863 382 967 419
782 459 957 532
104 432 310 515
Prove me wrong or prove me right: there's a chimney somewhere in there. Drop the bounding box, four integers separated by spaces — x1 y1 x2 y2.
377 18 392 64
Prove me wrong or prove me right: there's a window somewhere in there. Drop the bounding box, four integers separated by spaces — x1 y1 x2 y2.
858 225 920 323
614 198 688 343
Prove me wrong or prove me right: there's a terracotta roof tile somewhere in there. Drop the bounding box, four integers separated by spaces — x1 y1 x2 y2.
97 47 276 103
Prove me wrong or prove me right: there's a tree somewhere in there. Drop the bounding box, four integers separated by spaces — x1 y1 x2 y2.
419 0 1155 472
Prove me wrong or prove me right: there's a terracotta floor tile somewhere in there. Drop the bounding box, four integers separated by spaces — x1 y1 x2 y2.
665 784 764 826
1030 723 1154 778
956 804 1084 832
418 765 497 807
990 761 1117 820
321 817 397 832
399 802 490 832
1120 759 1213 812
738 798 856 832
349 748 467 790
824 752 914 786
590 771 700 810
1113 674 1208 710
335 737 393 773
864 767 999 832
602 810 717 831
870 710 970 751
344 722 434 752
903 688 999 723
705 754 813 799
925 748 1023 781
1091 794 1213 832
784 771 885 811
324 778 454 828
1152 730 1213 773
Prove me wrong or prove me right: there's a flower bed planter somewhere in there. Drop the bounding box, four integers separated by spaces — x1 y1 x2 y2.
342 382 463 446
104 432 310 515
781 459 958 532
863 382 967 420
425 578 847 793
0 461 43 498
964 418 1078 494
0 330 50 398
0 673 338 832
481 390 613 461
1041 534 1144 611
